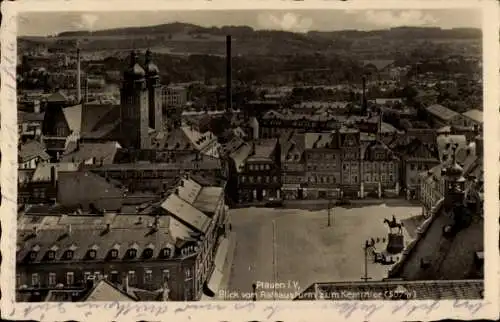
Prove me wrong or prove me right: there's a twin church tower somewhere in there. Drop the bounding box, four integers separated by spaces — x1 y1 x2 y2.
120 50 163 150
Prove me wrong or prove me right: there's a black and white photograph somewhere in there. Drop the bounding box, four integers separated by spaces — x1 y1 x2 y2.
1 1 498 320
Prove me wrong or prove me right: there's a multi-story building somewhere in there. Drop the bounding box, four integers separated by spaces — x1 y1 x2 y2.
18 140 51 184
161 85 187 108
16 176 230 302
280 131 306 200
259 110 340 139
18 111 44 141
237 139 282 202
426 104 464 128
302 131 342 199
339 126 362 197
360 139 400 198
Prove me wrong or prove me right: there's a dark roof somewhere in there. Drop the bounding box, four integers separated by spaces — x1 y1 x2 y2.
61 142 121 165
18 111 45 122
426 104 460 121
296 279 483 300
19 140 50 163
362 140 398 161
388 201 483 280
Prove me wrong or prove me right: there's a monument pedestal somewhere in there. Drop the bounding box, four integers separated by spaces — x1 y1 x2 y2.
386 233 404 254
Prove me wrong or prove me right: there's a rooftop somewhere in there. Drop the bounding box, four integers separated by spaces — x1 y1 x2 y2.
31 162 79 182
462 109 483 124
61 141 121 165
19 140 50 163
304 132 338 150
247 139 277 162
426 104 460 121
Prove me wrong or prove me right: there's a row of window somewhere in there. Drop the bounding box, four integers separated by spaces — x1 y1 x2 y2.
19 267 192 288
26 246 177 262
364 174 395 183
240 176 279 184
247 164 272 171
410 164 431 172
308 176 338 184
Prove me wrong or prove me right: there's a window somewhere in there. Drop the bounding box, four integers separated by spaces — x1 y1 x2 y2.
162 269 170 282
144 269 153 284
109 249 118 259
49 273 57 286
257 176 261 183
265 176 270 183
31 273 39 287
128 271 137 285
66 272 74 286
142 248 154 259
64 250 74 260
240 176 246 183
94 271 102 280
88 250 97 259
84 272 91 281
354 176 358 183
46 250 56 260
127 249 137 259
273 176 278 183
110 271 119 283
161 248 172 258
389 175 394 182
185 267 192 280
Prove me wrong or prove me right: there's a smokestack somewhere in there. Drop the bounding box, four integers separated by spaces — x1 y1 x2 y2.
50 165 56 188
226 35 232 111
76 48 82 103
84 77 89 103
362 75 367 113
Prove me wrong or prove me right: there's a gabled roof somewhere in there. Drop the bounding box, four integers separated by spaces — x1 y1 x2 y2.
230 143 252 173
46 91 69 103
426 104 460 121
247 139 277 162
161 194 211 234
82 279 137 302
61 142 121 165
62 105 82 133
19 140 50 163
462 109 483 124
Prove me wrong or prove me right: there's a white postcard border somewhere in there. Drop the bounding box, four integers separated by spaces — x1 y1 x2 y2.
2 0 499 321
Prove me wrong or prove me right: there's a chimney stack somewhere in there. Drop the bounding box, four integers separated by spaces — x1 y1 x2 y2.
362 75 367 114
50 165 57 188
76 48 82 103
226 35 232 111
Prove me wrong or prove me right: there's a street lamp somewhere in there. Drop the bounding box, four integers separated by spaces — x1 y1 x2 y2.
361 240 372 282
252 283 256 301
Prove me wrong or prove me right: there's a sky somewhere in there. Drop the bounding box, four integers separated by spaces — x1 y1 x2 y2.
18 9 482 37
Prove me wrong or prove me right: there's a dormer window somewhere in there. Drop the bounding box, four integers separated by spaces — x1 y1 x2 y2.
160 247 172 259
63 250 74 260
47 250 56 260
108 244 120 260
142 245 154 259
29 244 40 261
127 243 139 259
87 244 98 260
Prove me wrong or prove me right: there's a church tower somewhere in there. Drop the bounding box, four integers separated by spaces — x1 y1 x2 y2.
120 51 150 150
145 49 163 132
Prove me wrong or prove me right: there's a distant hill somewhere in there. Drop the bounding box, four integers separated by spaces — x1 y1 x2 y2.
18 23 481 59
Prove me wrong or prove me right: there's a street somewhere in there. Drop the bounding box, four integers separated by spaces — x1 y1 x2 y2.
226 203 422 300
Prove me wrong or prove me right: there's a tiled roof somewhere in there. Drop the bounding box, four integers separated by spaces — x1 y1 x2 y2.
19 140 50 163
61 142 121 165
296 279 483 300
90 158 222 171
62 105 82 133
17 213 181 263
462 109 483 124
426 104 460 121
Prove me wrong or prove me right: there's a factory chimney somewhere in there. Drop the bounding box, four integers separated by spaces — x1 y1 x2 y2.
226 35 232 111
76 48 82 103
362 75 367 114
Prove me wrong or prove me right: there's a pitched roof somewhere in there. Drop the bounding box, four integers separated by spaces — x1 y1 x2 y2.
426 104 460 121
247 139 277 162
19 140 50 163
304 132 338 149
31 162 79 182
436 134 468 162
61 142 121 165
160 193 211 234
230 143 252 173
62 105 82 133
462 109 483 124
83 279 137 301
